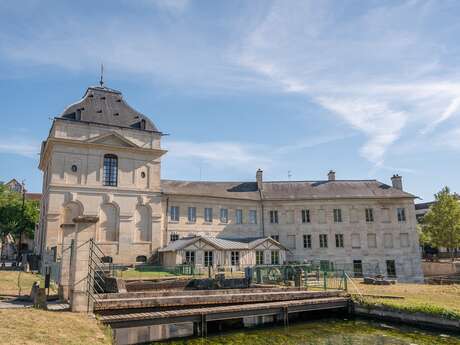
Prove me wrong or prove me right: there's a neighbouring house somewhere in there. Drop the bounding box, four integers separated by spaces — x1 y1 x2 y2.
35 83 424 285
158 235 287 269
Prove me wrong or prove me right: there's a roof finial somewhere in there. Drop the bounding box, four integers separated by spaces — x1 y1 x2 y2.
99 63 104 87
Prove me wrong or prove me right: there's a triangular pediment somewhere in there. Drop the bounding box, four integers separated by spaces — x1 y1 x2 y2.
86 132 139 148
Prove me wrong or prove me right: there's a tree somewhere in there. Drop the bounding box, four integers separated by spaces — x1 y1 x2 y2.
0 184 39 254
422 187 460 261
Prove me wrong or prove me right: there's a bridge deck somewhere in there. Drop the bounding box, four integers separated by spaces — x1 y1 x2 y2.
95 290 342 310
100 296 349 328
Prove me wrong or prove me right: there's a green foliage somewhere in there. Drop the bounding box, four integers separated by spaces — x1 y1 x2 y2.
0 183 39 241
421 187 460 258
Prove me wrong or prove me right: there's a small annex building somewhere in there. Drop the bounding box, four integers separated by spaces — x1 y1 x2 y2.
158 236 287 269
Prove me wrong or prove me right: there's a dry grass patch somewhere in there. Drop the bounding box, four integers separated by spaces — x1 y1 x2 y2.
0 309 112 345
0 271 44 297
349 279 460 319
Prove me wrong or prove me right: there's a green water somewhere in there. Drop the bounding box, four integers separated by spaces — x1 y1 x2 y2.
158 319 460 345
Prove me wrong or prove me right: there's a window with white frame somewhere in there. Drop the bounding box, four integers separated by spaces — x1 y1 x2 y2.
249 210 257 224
271 250 280 265
170 206 179 222
333 208 342 223
335 234 344 248
397 208 406 222
269 210 279 224
185 250 195 265
303 234 312 249
365 208 374 222
256 250 264 265
319 234 328 248
170 233 179 242
204 251 213 267
188 207 196 223
270 234 280 242
236 209 243 224
302 209 311 223
204 208 213 223
220 208 228 223
231 251 240 266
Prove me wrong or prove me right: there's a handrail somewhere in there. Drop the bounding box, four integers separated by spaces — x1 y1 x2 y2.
86 238 111 312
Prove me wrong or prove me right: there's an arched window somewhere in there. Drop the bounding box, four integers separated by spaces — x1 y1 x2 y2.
136 255 147 263
103 154 118 186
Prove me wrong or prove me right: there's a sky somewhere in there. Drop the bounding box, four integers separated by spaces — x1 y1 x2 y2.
1 0 460 202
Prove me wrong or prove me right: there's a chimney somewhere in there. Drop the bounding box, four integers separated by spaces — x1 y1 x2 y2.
256 169 263 190
328 170 336 181
391 174 403 190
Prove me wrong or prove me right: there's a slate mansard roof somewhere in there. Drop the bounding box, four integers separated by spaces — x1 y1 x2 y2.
161 179 416 201
59 86 160 133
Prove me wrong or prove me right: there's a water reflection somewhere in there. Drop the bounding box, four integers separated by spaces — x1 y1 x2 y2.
113 323 193 345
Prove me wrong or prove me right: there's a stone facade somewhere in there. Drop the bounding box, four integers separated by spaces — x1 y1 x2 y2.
36 85 423 284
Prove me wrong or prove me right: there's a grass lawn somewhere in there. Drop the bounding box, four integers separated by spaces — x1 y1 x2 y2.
0 271 46 297
0 309 112 345
114 269 177 279
349 279 460 319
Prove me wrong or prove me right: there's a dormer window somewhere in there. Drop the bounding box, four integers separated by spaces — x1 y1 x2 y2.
103 154 118 186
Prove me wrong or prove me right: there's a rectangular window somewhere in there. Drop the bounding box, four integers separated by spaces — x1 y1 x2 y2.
303 234 312 249
204 251 213 267
335 234 344 248
287 235 296 249
204 208 213 223
301 209 311 223
381 208 390 223
249 210 257 224
397 208 406 222
236 209 243 224
351 233 361 249
269 210 279 224
353 260 363 278
231 251 240 266
170 233 179 242
333 209 342 223
256 250 264 265
220 208 228 223
365 208 374 222
319 234 328 248
188 207 196 223
400 233 410 248
367 233 377 248
270 234 280 242
170 206 179 222
386 260 397 277
103 154 118 186
384 233 394 248
271 251 280 265
185 251 195 265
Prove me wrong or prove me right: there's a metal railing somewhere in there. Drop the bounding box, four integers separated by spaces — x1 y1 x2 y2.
86 239 111 312
252 264 348 291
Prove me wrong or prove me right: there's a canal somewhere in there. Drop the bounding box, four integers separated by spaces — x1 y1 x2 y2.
113 317 460 344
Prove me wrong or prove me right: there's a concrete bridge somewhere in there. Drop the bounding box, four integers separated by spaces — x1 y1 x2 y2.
95 288 350 335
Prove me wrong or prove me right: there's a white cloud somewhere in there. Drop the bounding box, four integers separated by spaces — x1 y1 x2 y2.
237 0 460 166
165 140 272 171
0 139 39 158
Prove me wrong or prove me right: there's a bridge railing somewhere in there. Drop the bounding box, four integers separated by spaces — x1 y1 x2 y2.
251 264 348 291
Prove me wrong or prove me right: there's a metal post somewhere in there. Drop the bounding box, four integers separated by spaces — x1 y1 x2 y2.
343 270 348 291
323 271 328 290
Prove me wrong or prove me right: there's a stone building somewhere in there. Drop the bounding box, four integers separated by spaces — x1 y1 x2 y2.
36 84 423 286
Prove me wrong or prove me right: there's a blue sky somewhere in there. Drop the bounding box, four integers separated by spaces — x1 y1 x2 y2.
1 0 460 201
